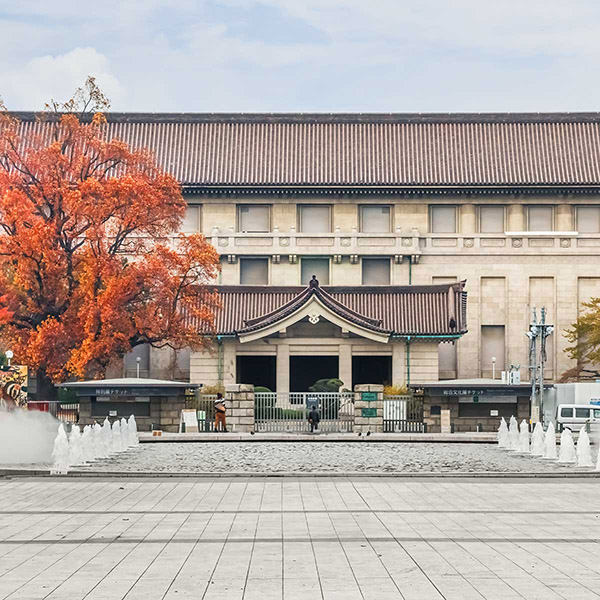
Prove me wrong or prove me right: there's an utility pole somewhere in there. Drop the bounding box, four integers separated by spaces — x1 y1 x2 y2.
526 307 554 424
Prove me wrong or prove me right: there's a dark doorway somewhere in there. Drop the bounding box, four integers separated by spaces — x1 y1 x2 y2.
290 356 339 391
236 356 276 391
352 356 392 387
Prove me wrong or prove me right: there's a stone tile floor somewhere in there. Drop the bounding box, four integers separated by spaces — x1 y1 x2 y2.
1 476 600 598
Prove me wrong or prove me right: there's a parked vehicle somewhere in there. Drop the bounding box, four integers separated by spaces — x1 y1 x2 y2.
556 404 600 432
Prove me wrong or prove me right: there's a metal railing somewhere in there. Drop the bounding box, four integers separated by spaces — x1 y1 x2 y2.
185 394 218 432
27 401 80 423
255 392 354 433
383 395 425 433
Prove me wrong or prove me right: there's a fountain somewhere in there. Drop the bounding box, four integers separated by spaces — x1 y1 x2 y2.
128 415 139 447
558 428 576 463
497 417 509 448
508 416 520 451
518 420 530 453
531 422 545 456
51 423 70 474
69 425 84 465
93 422 106 458
543 422 557 459
120 418 129 450
81 425 95 463
577 427 594 467
102 418 113 455
112 419 122 452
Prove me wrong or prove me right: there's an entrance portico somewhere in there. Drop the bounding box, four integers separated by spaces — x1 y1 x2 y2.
191 279 468 391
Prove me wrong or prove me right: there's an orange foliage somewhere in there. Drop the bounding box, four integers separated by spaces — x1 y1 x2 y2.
0 96 220 385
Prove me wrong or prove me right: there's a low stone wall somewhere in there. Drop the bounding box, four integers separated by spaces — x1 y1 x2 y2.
225 384 255 433
354 384 384 433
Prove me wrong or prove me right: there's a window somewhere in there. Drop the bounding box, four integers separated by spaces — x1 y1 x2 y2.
298 205 331 233
238 205 270 232
577 207 600 233
527 206 553 231
479 206 505 233
360 206 391 233
430 206 457 233
181 205 200 232
362 258 390 285
594 409 600 419
480 325 505 375
575 407 591 419
301 258 329 285
561 407 573 418
240 258 269 285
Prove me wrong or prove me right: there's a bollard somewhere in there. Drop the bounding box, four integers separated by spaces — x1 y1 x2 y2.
476 423 483 432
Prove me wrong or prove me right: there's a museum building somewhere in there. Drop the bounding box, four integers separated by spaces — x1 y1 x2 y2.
19 111 600 392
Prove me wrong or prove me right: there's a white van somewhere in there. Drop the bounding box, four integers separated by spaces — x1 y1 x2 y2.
556 404 600 431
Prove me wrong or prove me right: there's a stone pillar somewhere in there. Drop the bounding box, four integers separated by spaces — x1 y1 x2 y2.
556 204 573 231
225 383 255 433
354 384 384 434
276 344 290 394
507 204 524 231
459 204 476 233
339 344 352 391
392 342 406 386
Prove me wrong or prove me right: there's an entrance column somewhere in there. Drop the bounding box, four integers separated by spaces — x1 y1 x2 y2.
276 344 290 394
339 344 352 391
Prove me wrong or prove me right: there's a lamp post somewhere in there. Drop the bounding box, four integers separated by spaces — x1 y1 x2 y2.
491 357 496 380
136 356 141 379
5 350 13 367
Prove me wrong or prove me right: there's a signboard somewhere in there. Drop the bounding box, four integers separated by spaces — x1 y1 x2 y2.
361 407 377 418
361 392 378 402
179 409 199 433
0 365 27 409
490 409 499 417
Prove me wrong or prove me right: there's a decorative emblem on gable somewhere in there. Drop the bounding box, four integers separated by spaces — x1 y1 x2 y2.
308 313 320 324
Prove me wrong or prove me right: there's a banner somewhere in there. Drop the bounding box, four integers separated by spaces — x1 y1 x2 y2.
0 365 28 409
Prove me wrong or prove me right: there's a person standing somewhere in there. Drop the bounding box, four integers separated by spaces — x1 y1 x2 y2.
308 405 320 433
214 393 228 432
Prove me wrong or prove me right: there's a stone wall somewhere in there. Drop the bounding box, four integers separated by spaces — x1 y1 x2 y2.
225 383 255 432
354 384 384 433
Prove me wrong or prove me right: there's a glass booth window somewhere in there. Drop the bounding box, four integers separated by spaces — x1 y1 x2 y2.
238 205 270 232
298 205 331 233
360 206 391 233
240 258 269 285
301 258 329 285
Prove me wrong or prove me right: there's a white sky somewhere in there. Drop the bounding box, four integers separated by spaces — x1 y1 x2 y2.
1 0 600 112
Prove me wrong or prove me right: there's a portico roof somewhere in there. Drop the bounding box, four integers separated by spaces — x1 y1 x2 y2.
195 280 467 341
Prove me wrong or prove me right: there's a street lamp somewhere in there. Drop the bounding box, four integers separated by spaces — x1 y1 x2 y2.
5 350 13 367
136 356 141 379
491 357 496 380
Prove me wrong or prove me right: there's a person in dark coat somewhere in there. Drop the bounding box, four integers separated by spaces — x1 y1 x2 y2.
308 406 320 433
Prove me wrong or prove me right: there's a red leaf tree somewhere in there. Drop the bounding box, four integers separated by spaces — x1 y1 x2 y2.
0 79 220 400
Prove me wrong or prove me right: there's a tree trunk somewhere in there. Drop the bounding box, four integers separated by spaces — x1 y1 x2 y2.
36 368 58 403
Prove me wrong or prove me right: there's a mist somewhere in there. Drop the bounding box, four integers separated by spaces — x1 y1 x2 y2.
0 408 59 464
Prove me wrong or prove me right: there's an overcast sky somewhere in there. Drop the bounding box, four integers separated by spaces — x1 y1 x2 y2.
1 0 599 113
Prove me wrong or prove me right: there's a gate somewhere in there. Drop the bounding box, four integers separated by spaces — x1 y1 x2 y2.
383 395 426 432
254 392 354 432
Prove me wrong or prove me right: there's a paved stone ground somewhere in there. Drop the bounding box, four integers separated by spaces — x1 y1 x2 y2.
74 442 596 474
1 477 600 599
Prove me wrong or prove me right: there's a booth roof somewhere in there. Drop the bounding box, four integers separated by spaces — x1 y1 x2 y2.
59 378 197 388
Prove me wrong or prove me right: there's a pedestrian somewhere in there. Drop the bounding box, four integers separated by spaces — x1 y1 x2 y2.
308 405 320 433
214 393 228 432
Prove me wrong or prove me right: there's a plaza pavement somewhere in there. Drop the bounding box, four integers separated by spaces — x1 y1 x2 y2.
0 476 600 599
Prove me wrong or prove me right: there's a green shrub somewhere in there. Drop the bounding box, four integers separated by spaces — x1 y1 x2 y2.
308 378 343 392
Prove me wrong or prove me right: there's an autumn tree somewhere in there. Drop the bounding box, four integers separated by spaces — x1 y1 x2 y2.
561 298 600 381
0 78 220 400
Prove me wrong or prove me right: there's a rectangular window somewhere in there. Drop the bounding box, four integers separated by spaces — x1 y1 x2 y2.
181 205 200 232
362 258 391 285
240 258 269 285
561 407 573 418
481 325 505 376
360 206 391 233
479 206 505 233
575 407 591 419
238 205 270 232
577 207 600 233
301 258 330 285
298 205 331 233
527 206 553 231
430 206 457 233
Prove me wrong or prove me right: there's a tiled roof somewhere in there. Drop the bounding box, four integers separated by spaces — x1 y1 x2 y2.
11 112 600 188
194 281 467 337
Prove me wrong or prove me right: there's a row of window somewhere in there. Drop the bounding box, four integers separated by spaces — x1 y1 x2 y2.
239 257 391 286
184 204 600 234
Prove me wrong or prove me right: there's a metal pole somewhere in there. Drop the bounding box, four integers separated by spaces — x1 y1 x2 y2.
529 308 539 423
539 307 546 422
